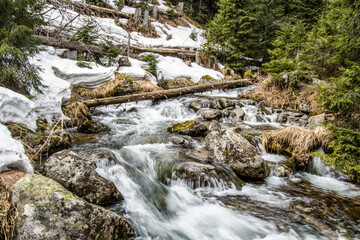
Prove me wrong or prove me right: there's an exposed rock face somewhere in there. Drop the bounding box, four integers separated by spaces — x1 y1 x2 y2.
198 109 222 120
80 149 118 167
44 150 123 205
77 120 111 134
171 162 242 189
11 174 135 240
204 128 270 180
167 120 208 137
185 149 214 164
208 120 221 132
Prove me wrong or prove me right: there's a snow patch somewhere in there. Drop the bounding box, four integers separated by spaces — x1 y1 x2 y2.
0 87 37 131
156 55 224 83
0 123 33 173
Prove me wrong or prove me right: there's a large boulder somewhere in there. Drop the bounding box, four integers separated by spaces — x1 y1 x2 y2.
204 128 270 180
167 120 208 137
44 150 123 205
10 173 135 239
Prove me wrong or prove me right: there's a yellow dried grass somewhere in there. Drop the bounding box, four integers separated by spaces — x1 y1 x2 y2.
262 126 333 166
133 79 162 92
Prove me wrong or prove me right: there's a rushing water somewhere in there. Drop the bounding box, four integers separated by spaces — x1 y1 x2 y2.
72 87 360 240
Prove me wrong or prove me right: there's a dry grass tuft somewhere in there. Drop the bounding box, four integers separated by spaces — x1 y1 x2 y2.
314 126 333 153
62 101 91 124
133 79 162 92
158 78 195 89
262 126 322 166
71 74 134 101
239 74 322 114
0 170 25 239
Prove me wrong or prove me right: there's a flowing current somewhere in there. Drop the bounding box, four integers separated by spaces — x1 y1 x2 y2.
72 87 360 240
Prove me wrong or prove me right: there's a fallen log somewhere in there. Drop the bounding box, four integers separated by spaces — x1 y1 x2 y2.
36 35 196 56
82 80 252 108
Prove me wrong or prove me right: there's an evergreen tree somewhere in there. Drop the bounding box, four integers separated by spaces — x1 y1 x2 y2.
204 0 255 71
0 0 45 94
319 65 360 182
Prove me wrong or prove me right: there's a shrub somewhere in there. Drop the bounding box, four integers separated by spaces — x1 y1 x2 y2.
140 54 159 77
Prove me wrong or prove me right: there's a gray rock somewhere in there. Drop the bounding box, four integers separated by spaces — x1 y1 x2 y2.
167 120 208 137
222 108 232 118
171 162 242 189
45 150 123 205
198 109 222 120
80 149 118 167
219 98 235 109
276 112 289 123
168 135 197 148
306 113 325 129
230 108 245 124
204 128 270 180
189 99 211 111
185 149 214 164
209 120 221 132
274 165 294 177
210 99 223 110
11 174 135 240
299 103 311 113
77 120 111 134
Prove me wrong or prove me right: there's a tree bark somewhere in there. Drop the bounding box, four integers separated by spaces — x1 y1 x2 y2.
81 80 252 108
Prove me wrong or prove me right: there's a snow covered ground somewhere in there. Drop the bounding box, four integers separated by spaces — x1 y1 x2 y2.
0 87 38 131
43 3 205 49
0 123 33 173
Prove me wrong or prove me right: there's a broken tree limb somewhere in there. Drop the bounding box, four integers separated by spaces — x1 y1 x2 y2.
35 35 104 54
81 80 252 108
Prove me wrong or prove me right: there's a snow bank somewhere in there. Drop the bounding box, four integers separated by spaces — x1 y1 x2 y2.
156 55 224 83
30 46 116 122
52 62 116 88
0 87 37 131
118 55 224 84
0 124 33 173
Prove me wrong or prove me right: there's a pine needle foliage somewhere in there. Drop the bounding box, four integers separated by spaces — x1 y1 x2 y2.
0 0 45 94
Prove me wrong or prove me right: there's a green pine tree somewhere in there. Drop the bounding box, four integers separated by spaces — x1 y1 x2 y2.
0 0 45 94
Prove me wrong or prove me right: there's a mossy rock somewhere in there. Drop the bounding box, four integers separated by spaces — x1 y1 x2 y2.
11 173 135 239
167 120 208 137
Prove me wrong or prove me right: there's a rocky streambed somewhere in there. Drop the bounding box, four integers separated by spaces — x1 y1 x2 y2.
4 86 360 239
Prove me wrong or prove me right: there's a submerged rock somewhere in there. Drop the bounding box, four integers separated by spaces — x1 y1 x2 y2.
171 162 242 189
77 120 111 134
205 128 270 180
10 173 135 239
44 150 123 205
167 120 208 137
